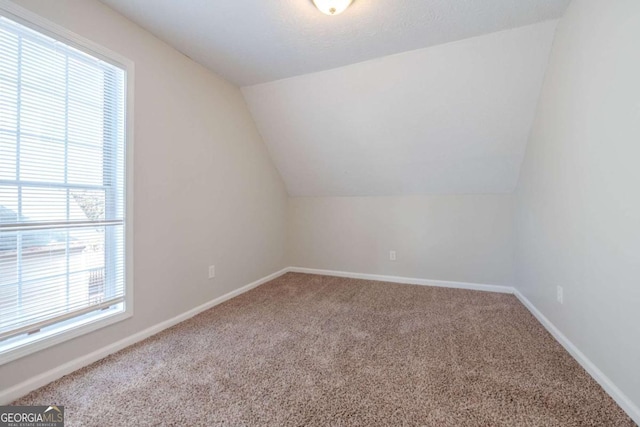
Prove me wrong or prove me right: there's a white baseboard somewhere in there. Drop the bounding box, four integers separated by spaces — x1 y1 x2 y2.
288 267 514 294
290 267 639 423
0 268 289 405
514 290 640 425
3 267 637 425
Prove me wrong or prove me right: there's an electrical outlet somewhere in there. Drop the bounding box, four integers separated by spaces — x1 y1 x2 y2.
208 265 216 279
556 286 563 304
389 251 397 261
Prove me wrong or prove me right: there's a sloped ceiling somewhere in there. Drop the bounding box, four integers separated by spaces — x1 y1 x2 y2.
242 22 558 196
99 0 569 86
97 0 566 197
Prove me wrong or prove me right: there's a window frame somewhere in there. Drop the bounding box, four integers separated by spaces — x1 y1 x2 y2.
0 0 134 366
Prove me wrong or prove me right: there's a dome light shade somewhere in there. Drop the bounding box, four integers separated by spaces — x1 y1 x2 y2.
312 0 353 16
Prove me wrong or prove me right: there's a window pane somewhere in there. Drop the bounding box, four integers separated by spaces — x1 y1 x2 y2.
21 38 65 93
19 134 66 183
0 27 19 81
0 14 127 348
0 280 18 323
0 81 18 132
70 189 105 221
0 224 121 332
20 85 66 142
0 185 18 223
68 141 104 186
21 186 67 222
0 132 17 180
0 231 18 285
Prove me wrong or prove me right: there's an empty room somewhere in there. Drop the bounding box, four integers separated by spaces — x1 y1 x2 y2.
0 0 638 425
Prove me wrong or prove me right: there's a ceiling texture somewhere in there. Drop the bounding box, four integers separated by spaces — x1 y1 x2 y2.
100 0 570 86
99 0 570 196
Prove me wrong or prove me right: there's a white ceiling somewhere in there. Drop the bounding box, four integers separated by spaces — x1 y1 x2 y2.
99 0 570 86
242 22 557 196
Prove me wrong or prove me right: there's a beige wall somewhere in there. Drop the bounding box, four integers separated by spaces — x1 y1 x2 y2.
5 0 639 415
1 0 288 390
514 0 640 408
288 195 515 286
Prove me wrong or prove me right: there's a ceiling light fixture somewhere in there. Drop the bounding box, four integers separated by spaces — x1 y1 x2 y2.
312 0 353 16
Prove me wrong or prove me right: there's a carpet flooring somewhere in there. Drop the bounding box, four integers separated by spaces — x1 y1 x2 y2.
14 273 635 426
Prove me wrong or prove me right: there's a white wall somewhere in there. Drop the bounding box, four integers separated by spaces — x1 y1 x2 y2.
514 0 640 409
243 21 557 197
289 195 514 286
0 0 287 391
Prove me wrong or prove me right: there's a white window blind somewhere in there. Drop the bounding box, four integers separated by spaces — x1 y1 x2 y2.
0 15 127 344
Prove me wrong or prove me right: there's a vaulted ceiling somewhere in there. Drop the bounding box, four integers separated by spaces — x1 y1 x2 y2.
243 22 557 196
99 0 569 196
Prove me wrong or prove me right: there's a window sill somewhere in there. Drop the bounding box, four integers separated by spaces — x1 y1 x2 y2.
0 304 132 366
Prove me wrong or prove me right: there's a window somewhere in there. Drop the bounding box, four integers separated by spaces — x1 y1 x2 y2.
0 5 132 363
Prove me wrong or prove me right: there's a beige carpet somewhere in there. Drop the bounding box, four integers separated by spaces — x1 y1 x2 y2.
14 273 635 426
